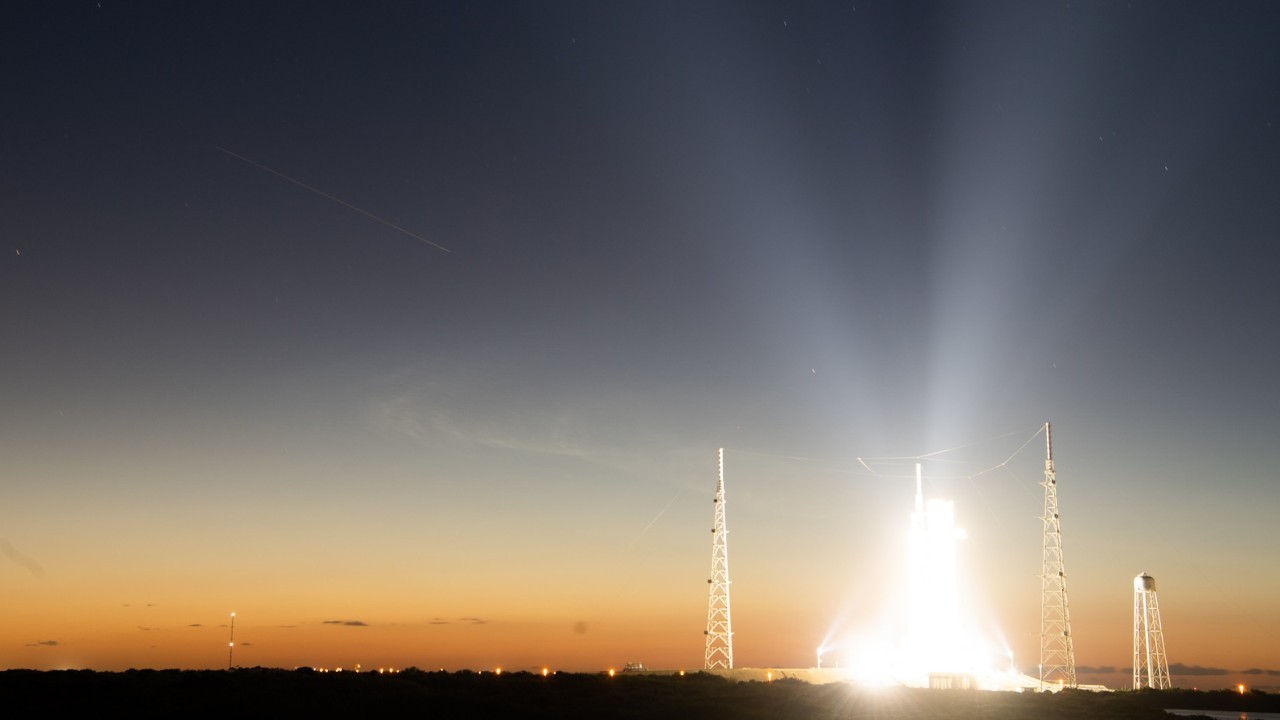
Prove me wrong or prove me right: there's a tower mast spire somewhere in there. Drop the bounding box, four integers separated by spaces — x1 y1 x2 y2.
704 448 733 669
1039 422 1077 688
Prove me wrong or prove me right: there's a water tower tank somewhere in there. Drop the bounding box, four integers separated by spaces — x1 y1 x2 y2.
1134 573 1156 592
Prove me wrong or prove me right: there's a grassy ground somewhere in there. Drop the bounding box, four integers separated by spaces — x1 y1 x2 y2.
2 668 1275 718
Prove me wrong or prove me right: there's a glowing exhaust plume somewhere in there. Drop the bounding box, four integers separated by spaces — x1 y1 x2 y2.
903 465 965 677
843 464 1034 690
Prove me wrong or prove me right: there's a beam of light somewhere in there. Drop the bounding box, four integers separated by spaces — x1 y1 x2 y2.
215 146 451 254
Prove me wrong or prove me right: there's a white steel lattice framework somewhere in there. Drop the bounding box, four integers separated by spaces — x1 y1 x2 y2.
704 448 733 670
1133 573 1171 689
1040 422 1077 688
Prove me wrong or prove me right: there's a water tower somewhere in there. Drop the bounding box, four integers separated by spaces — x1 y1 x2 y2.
1133 573 1171 689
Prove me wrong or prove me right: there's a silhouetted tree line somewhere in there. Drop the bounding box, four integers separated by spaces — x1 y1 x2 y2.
0 668 1273 719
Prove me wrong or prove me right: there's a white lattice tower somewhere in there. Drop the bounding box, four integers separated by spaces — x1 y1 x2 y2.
1133 573 1171 689
704 447 733 669
1039 422 1077 688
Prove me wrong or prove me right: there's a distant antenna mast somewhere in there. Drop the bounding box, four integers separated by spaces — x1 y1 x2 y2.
228 611 236 670
1133 573 1171 689
704 448 733 669
1039 422 1077 688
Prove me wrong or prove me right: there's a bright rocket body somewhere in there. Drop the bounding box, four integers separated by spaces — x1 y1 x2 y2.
846 464 1048 691
902 464 966 679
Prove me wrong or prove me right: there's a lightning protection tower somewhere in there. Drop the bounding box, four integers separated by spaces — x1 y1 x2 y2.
1039 422 1077 688
1133 573 1171 689
704 448 733 669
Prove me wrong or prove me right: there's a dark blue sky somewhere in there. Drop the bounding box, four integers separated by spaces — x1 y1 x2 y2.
2 1 1279 674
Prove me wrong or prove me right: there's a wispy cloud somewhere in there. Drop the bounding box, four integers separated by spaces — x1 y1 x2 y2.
1169 663 1229 676
322 620 368 627
427 617 487 626
1 540 43 577
26 640 59 647
370 378 593 460
187 624 202 628
363 369 694 492
1080 664 1280 678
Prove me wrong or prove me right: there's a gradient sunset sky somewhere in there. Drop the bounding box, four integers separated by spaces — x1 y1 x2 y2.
3 1 1279 687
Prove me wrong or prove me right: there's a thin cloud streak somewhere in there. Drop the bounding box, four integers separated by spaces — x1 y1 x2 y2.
1169 663 1230 676
1 539 44 577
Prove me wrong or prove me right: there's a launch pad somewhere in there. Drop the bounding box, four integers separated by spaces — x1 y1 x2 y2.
627 666 1063 691
694 424 1097 691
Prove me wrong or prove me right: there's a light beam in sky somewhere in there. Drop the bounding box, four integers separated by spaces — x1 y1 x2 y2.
215 145 451 254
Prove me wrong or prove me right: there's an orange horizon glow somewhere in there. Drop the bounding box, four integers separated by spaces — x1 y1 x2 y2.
1 445 1274 686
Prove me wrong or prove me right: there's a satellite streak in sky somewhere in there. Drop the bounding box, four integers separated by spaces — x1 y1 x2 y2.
215 146 451 254
627 490 682 549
